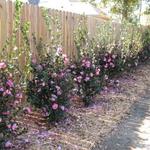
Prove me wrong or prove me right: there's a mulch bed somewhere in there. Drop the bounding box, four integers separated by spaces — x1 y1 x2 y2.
10 62 150 150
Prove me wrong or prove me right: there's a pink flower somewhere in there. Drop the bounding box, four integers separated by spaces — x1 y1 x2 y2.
110 62 115 68
104 64 108 69
64 57 69 65
70 65 76 68
108 58 112 62
112 54 116 59
96 68 100 76
3 90 12 96
0 62 7 69
0 118 2 122
85 77 90 82
85 60 91 68
23 107 32 114
74 78 77 81
56 47 62 55
32 58 37 64
55 86 61 90
57 90 62 95
104 75 109 80
11 123 18 131
7 124 11 129
77 76 82 83
103 57 107 62
52 103 58 110
52 73 57 78
37 65 43 71
5 141 13 148
60 106 65 111
16 93 23 99
90 73 94 77
80 72 84 75
0 87 4 92
7 80 14 88
60 72 65 78
9 73 13 78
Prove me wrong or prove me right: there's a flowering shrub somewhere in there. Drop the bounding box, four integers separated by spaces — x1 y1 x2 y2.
27 48 73 122
0 62 22 148
69 57 101 106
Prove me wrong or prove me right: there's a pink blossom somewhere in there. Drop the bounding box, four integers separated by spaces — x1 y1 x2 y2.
60 106 65 111
52 103 59 110
3 90 12 96
104 75 109 80
5 141 13 148
90 73 94 77
9 73 13 78
103 57 107 62
74 78 77 81
16 93 23 99
56 47 63 55
104 64 108 69
0 87 4 92
37 65 43 71
82 59 86 63
70 65 76 68
60 72 65 78
51 94 57 99
42 82 46 86
7 124 11 129
0 62 7 69
64 57 69 65
14 100 20 106
32 58 37 64
77 76 82 83
112 54 116 59
55 86 61 90
105 53 108 57
23 107 32 114
57 91 62 96
52 73 57 78
110 62 115 68
85 77 90 82
108 58 112 62
11 123 18 131
80 72 84 75
85 60 91 68
0 118 2 122
7 80 14 88
96 68 100 76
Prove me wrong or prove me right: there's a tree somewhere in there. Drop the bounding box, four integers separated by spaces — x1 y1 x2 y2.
101 0 140 20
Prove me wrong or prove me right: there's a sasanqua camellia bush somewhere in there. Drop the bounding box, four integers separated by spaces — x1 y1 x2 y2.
0 62 23 148
27 48 73 122
69 57 101 106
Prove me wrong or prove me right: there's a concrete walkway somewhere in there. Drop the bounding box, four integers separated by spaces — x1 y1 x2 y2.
93 88 150 150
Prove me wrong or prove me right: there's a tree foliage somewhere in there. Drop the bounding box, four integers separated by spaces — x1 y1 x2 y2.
101 0 140 20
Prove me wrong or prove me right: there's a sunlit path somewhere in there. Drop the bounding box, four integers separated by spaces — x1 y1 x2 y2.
93 88 150 150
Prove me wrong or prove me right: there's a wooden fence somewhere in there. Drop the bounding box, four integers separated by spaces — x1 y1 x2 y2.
0 0 114 60
1 0 133 64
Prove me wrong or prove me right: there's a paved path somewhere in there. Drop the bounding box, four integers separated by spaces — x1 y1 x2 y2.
92 88 150 150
